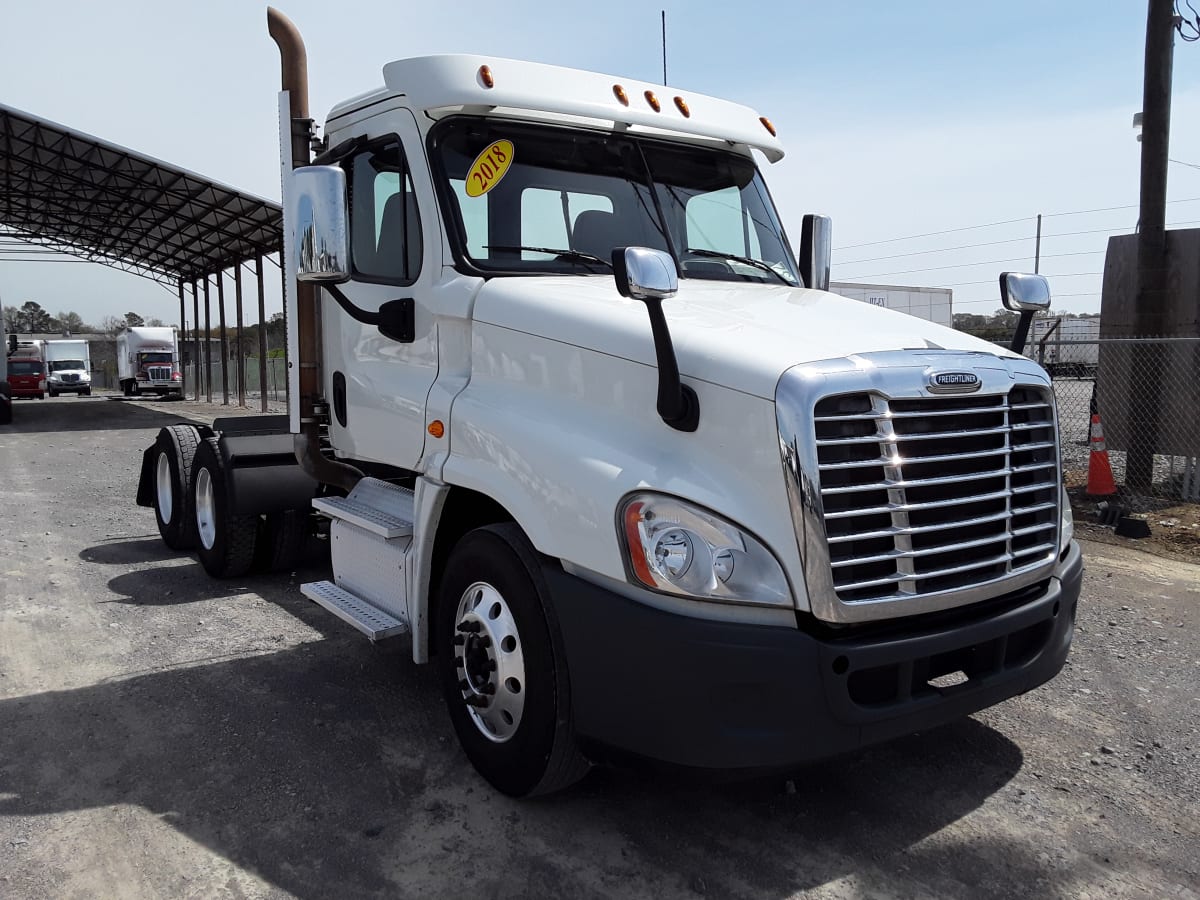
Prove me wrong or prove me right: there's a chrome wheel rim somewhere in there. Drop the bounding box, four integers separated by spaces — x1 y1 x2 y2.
155 452 173 523
454 581 526 743
195 468 217 550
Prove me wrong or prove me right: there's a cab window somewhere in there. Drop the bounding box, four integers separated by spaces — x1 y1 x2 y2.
347 140 423 284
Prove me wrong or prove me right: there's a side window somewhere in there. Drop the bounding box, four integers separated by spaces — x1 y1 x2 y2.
347 140 423 283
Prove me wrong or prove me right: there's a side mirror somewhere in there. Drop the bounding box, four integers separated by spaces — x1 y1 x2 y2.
1000 272 1052 355
612 247 678 301
798 214 832 291
1000 272 1051 311
290 166 351 284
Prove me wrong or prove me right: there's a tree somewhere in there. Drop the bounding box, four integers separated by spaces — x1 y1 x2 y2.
19 301 53 333
99 315 125 336
2 305 20 334
124 312 145 328
145 317 165 327
54 311 91 335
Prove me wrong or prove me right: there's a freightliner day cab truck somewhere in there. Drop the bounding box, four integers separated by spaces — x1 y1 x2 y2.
137 9 1082 796
118 326 183 397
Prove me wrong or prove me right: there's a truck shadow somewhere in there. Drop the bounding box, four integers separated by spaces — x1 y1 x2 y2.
0 396 209 434
0 635 1065 899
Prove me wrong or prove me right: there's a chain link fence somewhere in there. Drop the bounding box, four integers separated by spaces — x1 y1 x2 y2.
1041 336 1200 504
183 356 287 404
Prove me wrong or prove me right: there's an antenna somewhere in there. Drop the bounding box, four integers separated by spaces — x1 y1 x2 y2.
661 10 667 85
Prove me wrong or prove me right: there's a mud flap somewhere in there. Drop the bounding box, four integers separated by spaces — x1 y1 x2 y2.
135 444 157 508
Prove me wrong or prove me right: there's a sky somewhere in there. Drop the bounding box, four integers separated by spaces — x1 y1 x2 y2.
1 0 1198 328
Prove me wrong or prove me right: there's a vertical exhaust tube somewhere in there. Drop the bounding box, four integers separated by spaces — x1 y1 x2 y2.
268 7 362 493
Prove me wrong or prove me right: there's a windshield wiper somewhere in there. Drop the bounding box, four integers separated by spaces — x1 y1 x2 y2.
684 248 792 285
483 245 613 271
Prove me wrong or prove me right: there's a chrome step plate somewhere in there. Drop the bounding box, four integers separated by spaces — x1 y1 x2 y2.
300 580 409 641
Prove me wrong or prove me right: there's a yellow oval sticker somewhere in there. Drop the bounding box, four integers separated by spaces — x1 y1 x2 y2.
465 140 514 198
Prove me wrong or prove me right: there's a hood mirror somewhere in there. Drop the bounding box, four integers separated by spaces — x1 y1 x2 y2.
1000 272 1051 311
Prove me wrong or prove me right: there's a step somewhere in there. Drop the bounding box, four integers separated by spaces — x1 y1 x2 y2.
301 580 409 641
311 495 413 538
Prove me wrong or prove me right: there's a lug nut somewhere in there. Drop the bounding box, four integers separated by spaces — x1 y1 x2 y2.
487 659 497 672
482 683 496 695
453 635 465 646
464 695 489 708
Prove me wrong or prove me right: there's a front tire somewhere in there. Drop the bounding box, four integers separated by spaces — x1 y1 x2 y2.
254 509 310 573
192 437 258 578
153 425 200 550
436 524 588 797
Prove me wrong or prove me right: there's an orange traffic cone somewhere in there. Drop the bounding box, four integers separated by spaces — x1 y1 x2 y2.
1087 413 1117 497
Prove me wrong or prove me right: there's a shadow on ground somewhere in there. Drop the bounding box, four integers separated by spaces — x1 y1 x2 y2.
0 395 208 434
0 628 1072 898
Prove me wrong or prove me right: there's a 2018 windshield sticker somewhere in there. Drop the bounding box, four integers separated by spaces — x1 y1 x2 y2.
465 140 514 197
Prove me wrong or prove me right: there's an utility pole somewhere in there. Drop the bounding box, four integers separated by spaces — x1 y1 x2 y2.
1128 0 1175 491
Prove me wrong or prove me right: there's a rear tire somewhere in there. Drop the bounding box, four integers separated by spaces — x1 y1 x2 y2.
82 388 91 396
192 437 259 578
153 425 200 550
436 523 589 797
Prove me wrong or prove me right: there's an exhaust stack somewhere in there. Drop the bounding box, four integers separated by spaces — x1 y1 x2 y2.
268 7 362 493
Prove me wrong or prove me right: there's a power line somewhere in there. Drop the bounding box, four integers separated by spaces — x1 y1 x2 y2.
833 197 1200 251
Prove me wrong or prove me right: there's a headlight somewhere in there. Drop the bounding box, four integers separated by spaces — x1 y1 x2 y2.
48 375 61 382
619 493 791 606
1061 485 1074 548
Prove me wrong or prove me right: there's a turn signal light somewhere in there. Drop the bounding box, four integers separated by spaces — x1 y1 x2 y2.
613 84 629 106
478 65 494 88
428 420 445 438
759 116 777 137
673 96 690 117
644 90 661 112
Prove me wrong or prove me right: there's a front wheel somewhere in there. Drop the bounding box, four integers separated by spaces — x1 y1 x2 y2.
192 437 259 578
436 524 589 797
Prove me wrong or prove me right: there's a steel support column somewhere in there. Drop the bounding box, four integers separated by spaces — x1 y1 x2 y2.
217 269 229 405
177 278 186 400
192 278 201 402
235 262 247 408
203 275 212 404
256 255 269 413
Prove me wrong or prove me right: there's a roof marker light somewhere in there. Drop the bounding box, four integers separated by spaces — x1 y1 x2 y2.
759 116 777 137
478 65 494 88
644 90 661 112
613 84 629 106
673 96 690 117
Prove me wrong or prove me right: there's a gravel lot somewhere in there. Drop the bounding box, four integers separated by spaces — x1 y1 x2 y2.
1 396 1197 899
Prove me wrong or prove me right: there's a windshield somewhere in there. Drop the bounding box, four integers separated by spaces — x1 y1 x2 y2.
431 117 800 286
49 359 85 372
138 353 173 365
10 360 42 376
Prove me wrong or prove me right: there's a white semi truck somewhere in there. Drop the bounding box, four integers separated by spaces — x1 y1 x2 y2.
44 338 92 396
137 9 1081 796
117 326 182 397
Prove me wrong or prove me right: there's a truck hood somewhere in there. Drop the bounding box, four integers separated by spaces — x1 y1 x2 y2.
472 276 1017 399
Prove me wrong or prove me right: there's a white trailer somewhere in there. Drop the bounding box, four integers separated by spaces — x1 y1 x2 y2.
135 10 1081 797
1028 316 1100 377
830 282 953 327
44 338 92 396
0 299 10 424
117 326 182 397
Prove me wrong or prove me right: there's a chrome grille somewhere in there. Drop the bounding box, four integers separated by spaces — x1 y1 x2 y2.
147 366 172 381
813 387 1059 604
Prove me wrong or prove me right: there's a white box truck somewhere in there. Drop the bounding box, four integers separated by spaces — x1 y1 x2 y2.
830 282 953 327
0 300 10 424
136 9 1081 796
117 326 182 397
44 338 92 396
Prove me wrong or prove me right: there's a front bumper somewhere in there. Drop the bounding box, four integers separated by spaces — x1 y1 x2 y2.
48 382 89 393
550 541 1082 772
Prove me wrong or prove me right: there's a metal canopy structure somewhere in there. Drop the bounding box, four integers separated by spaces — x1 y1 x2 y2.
0 103 285 410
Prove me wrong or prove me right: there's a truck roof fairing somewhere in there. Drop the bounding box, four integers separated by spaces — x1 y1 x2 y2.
328 55 785 163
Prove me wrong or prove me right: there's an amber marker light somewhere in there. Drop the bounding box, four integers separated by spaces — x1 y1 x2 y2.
478 65 494 88
622 500 656 587
759 116 777 136
428 420 445 438
613 84 629 106
673 96 690 117
644 90 661 112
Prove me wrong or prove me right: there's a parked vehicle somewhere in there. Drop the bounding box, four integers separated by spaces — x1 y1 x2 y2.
830 282 953 327
0 300 11 424
45 339 92 396
1028 316 1100 378
137 12 1082 796
7 341 46 400
117 326 182 397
